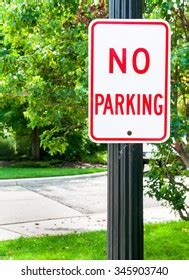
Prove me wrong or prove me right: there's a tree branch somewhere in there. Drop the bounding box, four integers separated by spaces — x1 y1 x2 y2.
179 209 189 221
178 4 189 41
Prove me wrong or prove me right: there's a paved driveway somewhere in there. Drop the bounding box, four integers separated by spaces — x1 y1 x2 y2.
0 173 182 240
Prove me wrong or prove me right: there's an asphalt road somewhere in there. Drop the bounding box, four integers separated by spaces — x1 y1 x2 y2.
0 173 181 240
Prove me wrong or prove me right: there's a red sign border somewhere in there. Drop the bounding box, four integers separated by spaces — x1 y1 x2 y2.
89 20 170 142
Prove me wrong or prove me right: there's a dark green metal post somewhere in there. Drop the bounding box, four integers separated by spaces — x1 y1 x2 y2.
108 0 144 260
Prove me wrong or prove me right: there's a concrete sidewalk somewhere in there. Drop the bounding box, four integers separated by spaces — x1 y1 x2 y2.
0 173 184 241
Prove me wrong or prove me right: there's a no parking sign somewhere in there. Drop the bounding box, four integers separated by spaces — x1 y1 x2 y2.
89 20 170 143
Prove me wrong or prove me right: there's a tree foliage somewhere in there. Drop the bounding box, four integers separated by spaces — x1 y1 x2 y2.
0 0 107 158
144 0 189 220
1 1 84 155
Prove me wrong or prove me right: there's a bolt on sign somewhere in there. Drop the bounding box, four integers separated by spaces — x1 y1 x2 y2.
88 20 170 143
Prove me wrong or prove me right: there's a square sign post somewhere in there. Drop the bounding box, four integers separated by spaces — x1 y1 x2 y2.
89 20 170 142
88 0 170 260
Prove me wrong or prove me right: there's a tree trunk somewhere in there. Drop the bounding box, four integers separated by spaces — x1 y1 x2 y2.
174 140 189 169
31 127 40 161
179 209 189 221
180 155 189 170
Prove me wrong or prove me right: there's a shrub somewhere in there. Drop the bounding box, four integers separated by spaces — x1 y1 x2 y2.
63 125 107 162
15 134 31 159
63 130 85 161
0 138 16 160
83 151 107 165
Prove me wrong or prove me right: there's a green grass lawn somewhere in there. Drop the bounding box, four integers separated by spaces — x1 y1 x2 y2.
0 221 188 260
0 167 107 180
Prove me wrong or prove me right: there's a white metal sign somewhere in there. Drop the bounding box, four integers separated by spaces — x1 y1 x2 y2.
88 19 170 143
